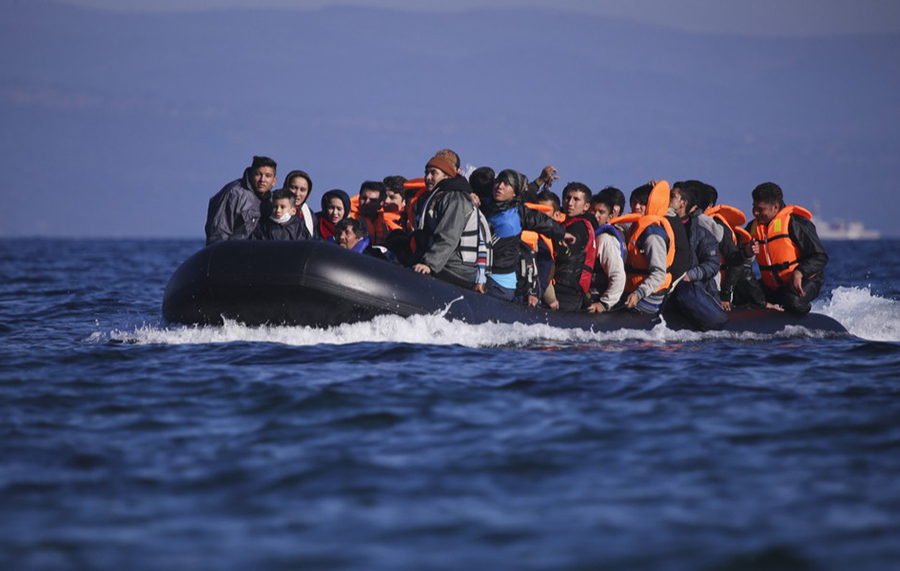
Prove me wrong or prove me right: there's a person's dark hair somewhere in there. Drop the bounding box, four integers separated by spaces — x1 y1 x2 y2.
630 183 653 207
359 181 386 202
251 155 277 173
469 166 496 202
272 188 295 202
562 182 592 202
671 181 700 213
320 189 351 219
335 217 367 239
698 183 718 211
752 182 785 207
591 189 618 213
594 186 624 215
383 176 407 194
537 189 560 213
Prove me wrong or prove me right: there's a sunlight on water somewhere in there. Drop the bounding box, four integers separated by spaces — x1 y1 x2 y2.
816 286 900 342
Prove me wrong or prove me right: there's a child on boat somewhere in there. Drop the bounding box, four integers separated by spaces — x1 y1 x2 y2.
250 188 304 241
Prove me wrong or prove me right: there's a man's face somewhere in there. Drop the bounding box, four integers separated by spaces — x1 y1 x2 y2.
287 176 309 206
424 167 449 192
272 198 294 221
563 190 588 218
631 200 647 215
752 200 780 226
590 202 612 226
252 166 277 195
670 188 687 218
359 189 382 216
383 190 405 213
338 226 361 250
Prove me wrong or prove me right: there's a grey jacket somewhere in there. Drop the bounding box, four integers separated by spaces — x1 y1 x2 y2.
205 168 271 245
414 176 478 286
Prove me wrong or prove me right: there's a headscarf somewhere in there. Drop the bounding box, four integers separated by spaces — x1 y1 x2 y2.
317 189 351 240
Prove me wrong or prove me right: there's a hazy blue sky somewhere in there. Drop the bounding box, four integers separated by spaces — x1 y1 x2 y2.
2 1 899 237
55 0 900 36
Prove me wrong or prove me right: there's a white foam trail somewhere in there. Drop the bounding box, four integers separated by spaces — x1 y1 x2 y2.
103 309 838 349
816 286 900 342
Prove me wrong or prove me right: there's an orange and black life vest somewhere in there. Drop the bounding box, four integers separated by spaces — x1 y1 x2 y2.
620 214 676 294
520 202 559 258
749 205 812 290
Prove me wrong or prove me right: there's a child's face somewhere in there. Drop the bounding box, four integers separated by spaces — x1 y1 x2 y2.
631 200 647 215
273 198 294 221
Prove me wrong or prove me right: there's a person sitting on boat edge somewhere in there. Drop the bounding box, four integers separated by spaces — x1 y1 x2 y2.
481 169 571 304
668 181 728 330
283 169 315 240
205 155 277 245
250 189 304 241
354 180 392 245
585 189 627 314
552 182 599 311
410 150 490 292
613 182 690 314
740 182 828 315
315 189 351 241
533 189 563 309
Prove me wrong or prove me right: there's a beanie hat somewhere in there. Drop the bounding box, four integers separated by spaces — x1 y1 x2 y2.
425 156 457 179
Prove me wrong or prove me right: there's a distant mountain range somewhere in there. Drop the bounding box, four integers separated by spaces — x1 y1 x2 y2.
1 1 898 237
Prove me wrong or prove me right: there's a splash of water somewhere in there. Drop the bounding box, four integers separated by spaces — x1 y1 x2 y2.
815 286 900 342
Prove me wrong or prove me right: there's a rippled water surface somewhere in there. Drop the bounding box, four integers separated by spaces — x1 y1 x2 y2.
1 238 899 570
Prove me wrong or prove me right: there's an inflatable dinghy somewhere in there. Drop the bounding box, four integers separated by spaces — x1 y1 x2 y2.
162 241 847 335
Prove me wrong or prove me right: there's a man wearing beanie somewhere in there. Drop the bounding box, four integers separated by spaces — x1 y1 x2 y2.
411 150 488 291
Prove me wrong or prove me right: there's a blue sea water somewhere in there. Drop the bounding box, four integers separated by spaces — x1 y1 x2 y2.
1 238 900 571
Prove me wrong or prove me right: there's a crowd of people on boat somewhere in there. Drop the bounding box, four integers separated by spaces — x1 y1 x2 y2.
204 150 829 330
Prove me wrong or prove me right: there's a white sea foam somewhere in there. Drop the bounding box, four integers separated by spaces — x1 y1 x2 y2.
815 286 900 342
99 286 898 348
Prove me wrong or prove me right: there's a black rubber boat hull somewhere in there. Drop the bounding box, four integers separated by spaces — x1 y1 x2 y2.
162 241 847 334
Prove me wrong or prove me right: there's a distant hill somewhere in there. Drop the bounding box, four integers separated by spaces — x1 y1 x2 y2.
1 1 898 236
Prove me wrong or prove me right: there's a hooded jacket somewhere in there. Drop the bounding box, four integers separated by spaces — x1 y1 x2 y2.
205 168 272 245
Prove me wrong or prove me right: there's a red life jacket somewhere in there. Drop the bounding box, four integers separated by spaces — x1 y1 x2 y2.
554 216 597 295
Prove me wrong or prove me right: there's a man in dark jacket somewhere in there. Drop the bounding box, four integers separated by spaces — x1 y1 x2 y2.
740 182 828 315
410 150 487 290
554 182 598 312
670 181 728 330
205 156 277 245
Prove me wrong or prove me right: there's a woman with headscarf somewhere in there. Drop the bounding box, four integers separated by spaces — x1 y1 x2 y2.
480 169 572 304
315 189 351 241
283 170 315 240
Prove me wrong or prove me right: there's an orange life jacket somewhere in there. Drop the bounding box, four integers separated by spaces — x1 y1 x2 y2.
383 210 403 232
609 180 675 295
403 178 428 232
520 202 558 258
350 195 391 245
750 205 812 290
705 204 749 280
